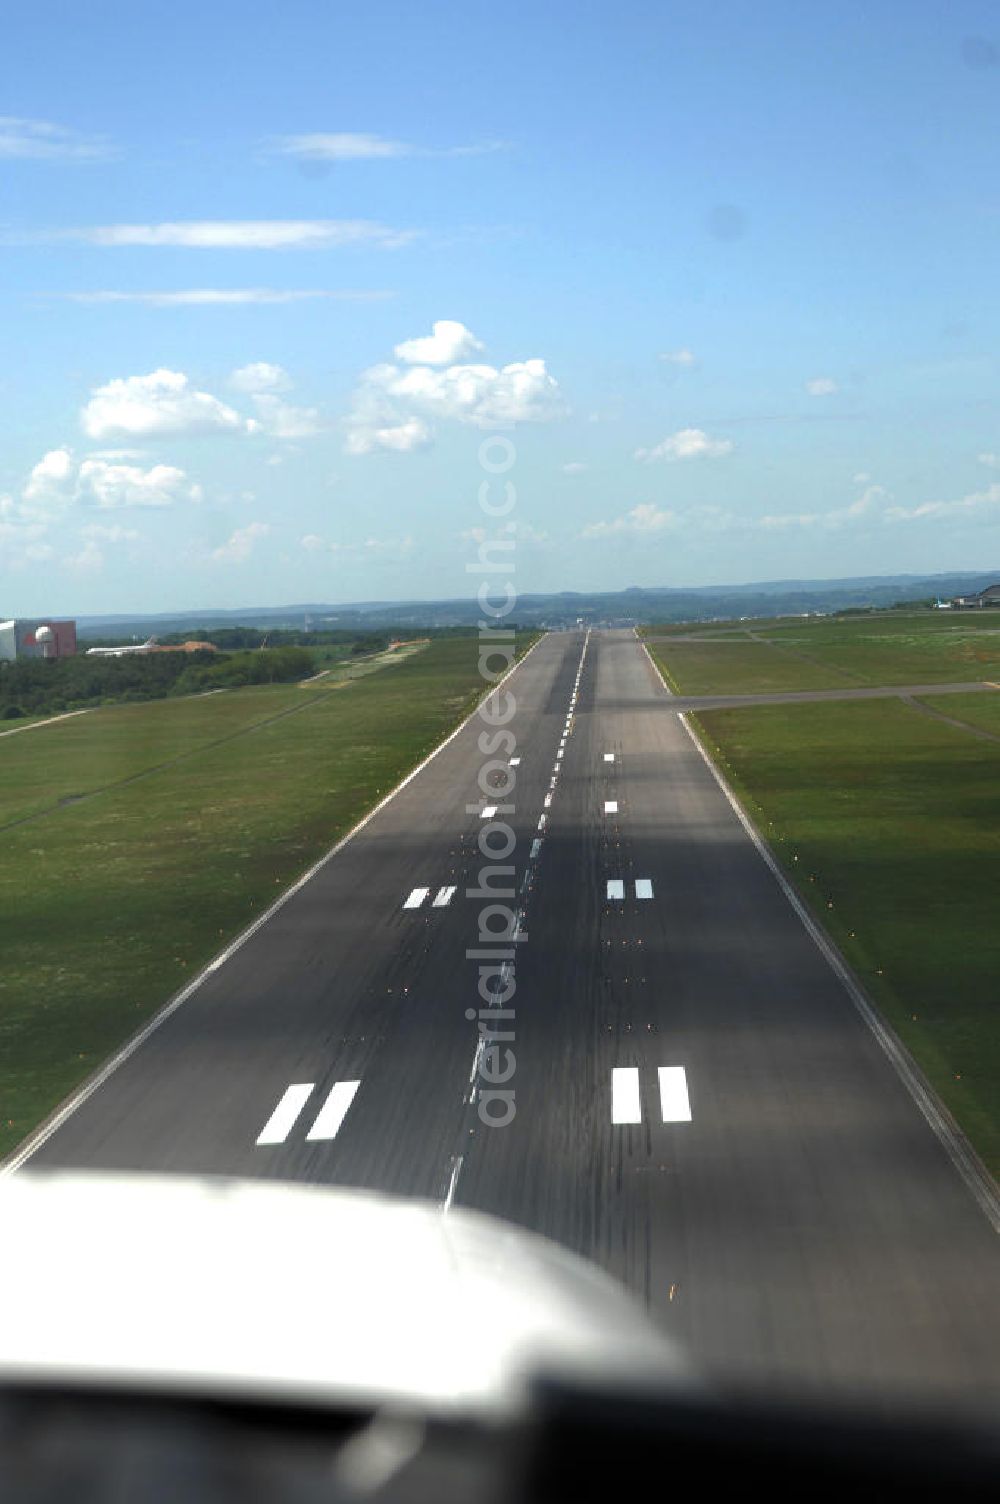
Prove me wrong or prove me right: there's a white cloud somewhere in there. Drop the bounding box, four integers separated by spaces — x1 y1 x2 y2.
82 369 254 440
47 220 416 250
561 461 588 475
19 447 200 525
251 394 324 438
346 347 565 454
299 530 414 557
230 362 292 393
81 523 139 542
64 540 104 574
211 521 270 563
853 471 871 484
635 428 733 462
272 132 505 161
659 349 697 367
0 116 113 161
885 482 1000 523
23 447 75 510
62 288 394 305
394 320 485 365
582 503 679 539
977 452 1000 468
345 414 432 455
77 458 200 510
805 377 838 396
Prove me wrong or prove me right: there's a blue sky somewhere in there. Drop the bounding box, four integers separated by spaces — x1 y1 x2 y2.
3 0 1000 614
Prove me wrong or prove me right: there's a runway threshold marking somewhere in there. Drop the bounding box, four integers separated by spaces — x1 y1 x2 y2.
607 879 625 900
403 887 430 909
256 1083 314 1146
635 878 654 899
612 1067 642 1124
658 1066 692 1122
611 1067 692 1125
306 1080 361 1142
432 885 456 907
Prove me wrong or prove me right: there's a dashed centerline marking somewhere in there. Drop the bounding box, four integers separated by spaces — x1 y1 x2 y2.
306 1079 361 1142
544 793 553 808
403 887 430 910
603 752 615 763
530 838 542 858
481 805 498 819
256 1083 314 1146
604 800 618 814
611 1067 642 1124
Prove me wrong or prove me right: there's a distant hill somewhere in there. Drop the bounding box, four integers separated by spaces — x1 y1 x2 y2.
70 571 1000 638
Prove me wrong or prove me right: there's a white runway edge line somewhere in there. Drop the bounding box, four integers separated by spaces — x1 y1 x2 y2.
612 1067 642 1124
256 1083 314 1146
306 1080 360 1142
0 634 545 1176
669 702 1000 1237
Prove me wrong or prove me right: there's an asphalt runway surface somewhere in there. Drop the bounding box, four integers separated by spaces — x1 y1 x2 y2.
16 630 1000 1408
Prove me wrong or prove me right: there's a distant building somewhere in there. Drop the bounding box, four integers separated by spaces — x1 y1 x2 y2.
948 584 1000 609
0 618 77 661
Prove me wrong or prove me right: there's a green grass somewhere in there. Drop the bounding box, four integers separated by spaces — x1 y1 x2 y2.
645 613 1000 694
0 634 533 1159
692 697 1000 1174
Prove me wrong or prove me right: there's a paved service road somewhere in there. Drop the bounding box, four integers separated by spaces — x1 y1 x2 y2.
16 630 1000 1409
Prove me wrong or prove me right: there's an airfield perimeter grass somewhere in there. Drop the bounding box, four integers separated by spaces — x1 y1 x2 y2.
0 634 534 1159
692 696 1000 1175
645 612 1000 695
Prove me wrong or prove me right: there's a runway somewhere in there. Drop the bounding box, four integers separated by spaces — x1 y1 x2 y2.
15 629 1000 1407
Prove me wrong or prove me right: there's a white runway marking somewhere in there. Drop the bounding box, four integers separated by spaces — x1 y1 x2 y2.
604 800 618 814
538 813 547 830
432 885 456 907
607 879 625 900
612 1067 642 1124
603 752 615 763
403 887 429 909
658 1066 692 1122
256 1083 314 1146
544 793 553 808
509 756 520 766
635 879 654 899
481 805 497 819
306 1079 361 1142
556 749 564 760
530 838 542 857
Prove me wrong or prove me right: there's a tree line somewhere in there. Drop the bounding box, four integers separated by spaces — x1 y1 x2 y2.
0 646 315 720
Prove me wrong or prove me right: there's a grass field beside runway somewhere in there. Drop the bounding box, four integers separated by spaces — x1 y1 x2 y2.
645 613 1000 694
691 696 1000 1173
0 634 532 1160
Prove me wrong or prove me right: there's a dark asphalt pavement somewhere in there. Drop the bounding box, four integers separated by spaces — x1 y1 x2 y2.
19 630 1000 1409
